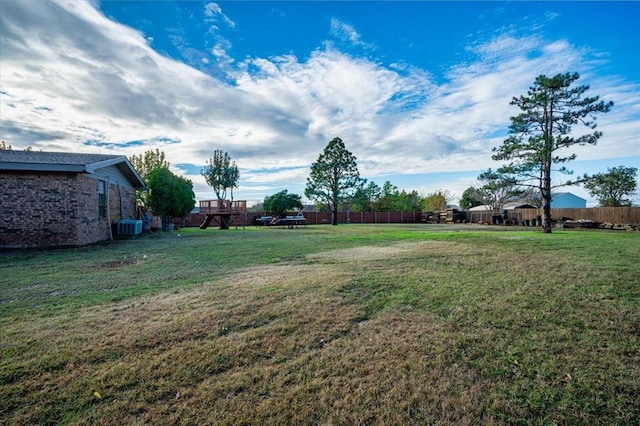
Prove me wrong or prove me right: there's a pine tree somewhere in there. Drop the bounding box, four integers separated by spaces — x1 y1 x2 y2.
493 72 613 233
305 137 363 225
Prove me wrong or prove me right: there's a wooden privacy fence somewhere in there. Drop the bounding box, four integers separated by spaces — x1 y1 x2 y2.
247 211 421 225
175 211 421 227
301 211 420 225
468 207 640 225
174 207 639 228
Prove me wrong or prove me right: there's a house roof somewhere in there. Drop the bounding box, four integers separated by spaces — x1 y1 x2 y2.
503 202 537 209
0 150 146 189
552 192 586 201
468 203 537 211
468 205 492 211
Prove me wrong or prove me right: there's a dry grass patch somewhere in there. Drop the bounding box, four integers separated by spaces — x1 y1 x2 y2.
2 262 364 424
2 232 638 425
4 242 493 425
306 240 456 263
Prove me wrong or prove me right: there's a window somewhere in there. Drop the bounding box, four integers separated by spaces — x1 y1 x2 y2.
98 180 107 218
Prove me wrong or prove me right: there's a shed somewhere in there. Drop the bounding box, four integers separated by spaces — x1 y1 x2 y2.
1 150 145 249
551 192 586 208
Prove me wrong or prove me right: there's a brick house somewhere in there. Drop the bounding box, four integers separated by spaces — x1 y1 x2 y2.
1 150 145 249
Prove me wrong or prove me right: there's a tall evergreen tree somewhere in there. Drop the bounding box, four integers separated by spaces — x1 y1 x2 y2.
305 137 363 225
492 72 613 233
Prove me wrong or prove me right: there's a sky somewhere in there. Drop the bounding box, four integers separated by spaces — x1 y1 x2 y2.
1 0 639 207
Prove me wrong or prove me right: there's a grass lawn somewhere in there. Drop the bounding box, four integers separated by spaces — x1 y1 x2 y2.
1 224 638 425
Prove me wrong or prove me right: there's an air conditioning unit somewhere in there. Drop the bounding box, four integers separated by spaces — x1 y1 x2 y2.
117 219 142 236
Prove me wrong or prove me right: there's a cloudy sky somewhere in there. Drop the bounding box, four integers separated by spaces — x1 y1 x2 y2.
1 0 639 206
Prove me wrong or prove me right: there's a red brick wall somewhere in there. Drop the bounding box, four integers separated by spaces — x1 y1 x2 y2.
1 171 80 248
74 174 110 247
0 171 137 249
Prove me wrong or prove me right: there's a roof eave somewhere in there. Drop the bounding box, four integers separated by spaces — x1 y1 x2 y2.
1 158 146 190
0 163 86 173
85 157 146 190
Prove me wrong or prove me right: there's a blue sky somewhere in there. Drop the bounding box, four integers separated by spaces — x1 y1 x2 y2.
1 1 639 206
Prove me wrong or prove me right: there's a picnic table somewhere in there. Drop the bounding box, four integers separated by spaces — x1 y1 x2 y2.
278 215 307 228
254 216 273 226
253 215 306 228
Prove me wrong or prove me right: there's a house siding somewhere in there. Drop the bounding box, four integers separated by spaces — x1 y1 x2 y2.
0 169 138 249
94 166 136 189
551 193 587 209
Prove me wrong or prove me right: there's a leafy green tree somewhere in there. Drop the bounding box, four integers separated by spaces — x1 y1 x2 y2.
584 166 638 207
375 181 400 211
129 148 169 181
459 186 483 210
201 150 240 201
305 137 363 225
420 190 451 212
147 167 195 229
348 180 381 212
474 168 524 210
263 190 303 217
397 190 422 211
129 149 170 208
373 181 421 211
492 72 613 233
200 150 240 229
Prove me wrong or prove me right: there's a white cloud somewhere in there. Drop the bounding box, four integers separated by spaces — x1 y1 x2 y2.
204 2 235 29
329 18 371 49
1 0 638 206
212 40 234 64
